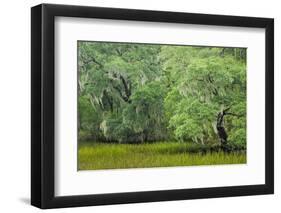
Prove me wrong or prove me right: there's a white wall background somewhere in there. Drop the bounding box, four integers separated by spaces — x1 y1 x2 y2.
0 0 279 212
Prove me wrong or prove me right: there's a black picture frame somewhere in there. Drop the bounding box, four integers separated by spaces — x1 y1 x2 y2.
31 3 274 209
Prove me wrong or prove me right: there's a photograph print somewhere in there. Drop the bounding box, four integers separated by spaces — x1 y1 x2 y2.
77 41 247 170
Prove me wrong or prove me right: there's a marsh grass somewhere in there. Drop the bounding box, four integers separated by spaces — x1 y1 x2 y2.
78 142 246 170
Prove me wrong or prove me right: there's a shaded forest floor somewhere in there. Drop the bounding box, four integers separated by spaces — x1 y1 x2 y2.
78 142 246 170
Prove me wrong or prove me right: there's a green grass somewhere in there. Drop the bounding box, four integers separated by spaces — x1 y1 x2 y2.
78 142 246 170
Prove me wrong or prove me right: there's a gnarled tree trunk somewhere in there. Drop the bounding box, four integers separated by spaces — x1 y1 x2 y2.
216 108 229 151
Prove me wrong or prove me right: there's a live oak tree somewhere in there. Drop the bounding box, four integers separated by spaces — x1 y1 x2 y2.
78 42 246 149
78 42 164 142
163 47 246 148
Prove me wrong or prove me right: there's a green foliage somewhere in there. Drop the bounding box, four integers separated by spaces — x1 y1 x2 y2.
168 98 216 143
162 49 246 146
122 81 167 142
78 41 246 148
78 96 103 140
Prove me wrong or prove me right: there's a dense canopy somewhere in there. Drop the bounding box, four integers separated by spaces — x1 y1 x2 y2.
78 41 246 150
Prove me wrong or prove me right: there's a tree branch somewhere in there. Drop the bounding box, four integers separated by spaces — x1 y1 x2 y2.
225 112 244 117
112 85 131 103
115 48 123 56
119 75 131 100
91 57 103 68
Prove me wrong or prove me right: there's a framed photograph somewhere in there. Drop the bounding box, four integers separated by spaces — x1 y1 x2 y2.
31 3 274 209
